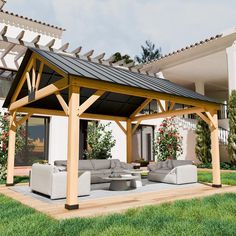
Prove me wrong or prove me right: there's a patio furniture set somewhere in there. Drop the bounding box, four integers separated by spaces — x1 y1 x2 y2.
30 159 197 200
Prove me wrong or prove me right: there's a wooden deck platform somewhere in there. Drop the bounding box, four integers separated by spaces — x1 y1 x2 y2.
0 183 236 220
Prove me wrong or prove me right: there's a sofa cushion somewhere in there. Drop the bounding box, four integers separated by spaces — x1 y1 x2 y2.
111 159 121 168
79 160 94 170
172 160 193 168
148 164 158 171
91 160 111 170
120 162 133 170
153 169 175 175
54 160 67 166
167 160 173 169
161 160 170 170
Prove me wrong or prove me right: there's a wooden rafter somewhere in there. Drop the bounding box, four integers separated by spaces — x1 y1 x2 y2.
72 76 220 110
132 120 141 135
115 121 127 135
169 102 175 111
77 90 105 116
11 56 35 102
133 107 205 121
16 112 33 127
35 62 44 90
9 77 69 111
196 111 211 125
156 99 165 112
130 98 152 118
55 91 69 115
205 111 217 129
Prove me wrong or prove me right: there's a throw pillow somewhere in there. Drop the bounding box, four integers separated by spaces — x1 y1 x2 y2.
161 161 170 170
148 164 157 171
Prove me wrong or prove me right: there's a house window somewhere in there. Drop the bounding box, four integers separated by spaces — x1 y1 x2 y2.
15 116 50 166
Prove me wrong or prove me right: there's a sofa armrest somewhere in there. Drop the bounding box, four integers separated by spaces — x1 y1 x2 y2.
174 165 197 184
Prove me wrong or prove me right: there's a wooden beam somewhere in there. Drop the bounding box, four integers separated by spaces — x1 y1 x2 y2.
26 72 32 92
16 112 33 127
78 90 105 116
130 98 152 118
11 56 34 102
210 111 221 187
18 107 66 117
132 120 141 135
115 121 127 135
169 102 175 111
196 112 211 125
80 113 127 121
165 101 169 111
133 107 204 121
157 99 165 112
32 60 36 90
72 76 220 110
55 91 69 115
9 77 69 111
65 85 80 210
126 119 132 163
35 62 44 90
6 111 17 185
206 111 217 129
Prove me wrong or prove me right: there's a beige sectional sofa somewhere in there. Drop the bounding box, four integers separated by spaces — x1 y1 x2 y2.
54 159 134 184
147 160 197 184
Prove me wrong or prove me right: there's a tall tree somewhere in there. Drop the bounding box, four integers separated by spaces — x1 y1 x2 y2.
112 52 134 64
228 90 236 164
195 117 211 164
135 40 161 63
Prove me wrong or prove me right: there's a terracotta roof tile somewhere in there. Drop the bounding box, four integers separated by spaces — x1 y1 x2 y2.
1 10 65 31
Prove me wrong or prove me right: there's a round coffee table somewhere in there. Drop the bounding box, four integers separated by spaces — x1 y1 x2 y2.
103 176 137 191
123 170 147 188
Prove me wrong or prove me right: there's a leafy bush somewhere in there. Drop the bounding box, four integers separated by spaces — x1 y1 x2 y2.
228 90 236 164
195 117 211 164
197 162 236 170
154 117 183 161
84 122 116 159
0 113 26 180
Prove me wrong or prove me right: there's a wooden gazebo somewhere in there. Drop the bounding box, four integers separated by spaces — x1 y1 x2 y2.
4 48 221 210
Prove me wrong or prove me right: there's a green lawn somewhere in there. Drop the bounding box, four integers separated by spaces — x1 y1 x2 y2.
0 176 29 185
198 171 236 186
0 193 236 236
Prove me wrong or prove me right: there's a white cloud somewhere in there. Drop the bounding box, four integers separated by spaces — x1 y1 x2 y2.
5 0 236 58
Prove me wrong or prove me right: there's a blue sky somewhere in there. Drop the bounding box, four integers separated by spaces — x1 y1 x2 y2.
5 0 236 58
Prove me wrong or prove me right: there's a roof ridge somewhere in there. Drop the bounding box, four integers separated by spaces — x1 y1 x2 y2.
0 9 65 31
144 33 223 66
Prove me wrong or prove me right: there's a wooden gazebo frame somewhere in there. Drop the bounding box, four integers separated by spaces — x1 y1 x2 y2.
5 49 221 210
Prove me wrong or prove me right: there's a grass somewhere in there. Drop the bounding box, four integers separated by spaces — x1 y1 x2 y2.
0 193 236 236
0 176 29 185
198 171 236 186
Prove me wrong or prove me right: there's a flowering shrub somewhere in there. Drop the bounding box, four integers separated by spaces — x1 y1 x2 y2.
0 113 26 180
154 117 183 161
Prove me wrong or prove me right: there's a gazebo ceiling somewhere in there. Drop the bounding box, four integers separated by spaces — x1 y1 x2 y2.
4 47 220 118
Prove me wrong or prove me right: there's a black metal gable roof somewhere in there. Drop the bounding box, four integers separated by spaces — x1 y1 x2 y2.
4 48 220 116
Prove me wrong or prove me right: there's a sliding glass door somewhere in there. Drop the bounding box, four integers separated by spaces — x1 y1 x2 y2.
15 116 50 166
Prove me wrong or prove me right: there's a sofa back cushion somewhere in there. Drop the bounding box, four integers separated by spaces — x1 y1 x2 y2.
79 160 94 170
54 160 67 166
172 160 193 168
111 159 121 168
90 159 111 170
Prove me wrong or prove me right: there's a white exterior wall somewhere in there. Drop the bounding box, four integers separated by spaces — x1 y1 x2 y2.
100 120 127 162
48 116 68 164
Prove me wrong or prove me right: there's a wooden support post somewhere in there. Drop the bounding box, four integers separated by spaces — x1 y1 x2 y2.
65 85 80 210
6 112 17 186
126 119 132 163
210 111 221 188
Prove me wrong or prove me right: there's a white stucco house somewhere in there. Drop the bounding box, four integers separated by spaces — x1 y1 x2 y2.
0 0 233 174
